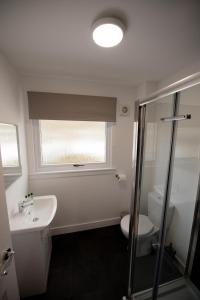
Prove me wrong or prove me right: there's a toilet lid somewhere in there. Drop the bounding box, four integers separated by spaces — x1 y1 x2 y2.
138 214 154 237
121 214 154 237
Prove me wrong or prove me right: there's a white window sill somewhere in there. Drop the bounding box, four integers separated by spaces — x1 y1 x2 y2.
29 167 116 180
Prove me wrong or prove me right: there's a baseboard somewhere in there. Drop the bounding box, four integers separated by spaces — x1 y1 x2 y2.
50 217 121 236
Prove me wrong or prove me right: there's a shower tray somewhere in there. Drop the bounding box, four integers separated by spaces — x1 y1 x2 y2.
133 277 200 300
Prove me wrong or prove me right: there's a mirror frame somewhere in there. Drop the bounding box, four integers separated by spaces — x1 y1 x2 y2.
0 122 22 187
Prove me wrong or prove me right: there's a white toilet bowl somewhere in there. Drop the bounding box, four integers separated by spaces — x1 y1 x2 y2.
120 214 159 256
120 190 174 256
121 214 155 239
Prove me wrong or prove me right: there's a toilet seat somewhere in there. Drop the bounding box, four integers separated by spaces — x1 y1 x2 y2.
120 214 154 238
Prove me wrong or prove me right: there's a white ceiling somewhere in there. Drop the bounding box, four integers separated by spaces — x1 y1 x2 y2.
0 0 199 86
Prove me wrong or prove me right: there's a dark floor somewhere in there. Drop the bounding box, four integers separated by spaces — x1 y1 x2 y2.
23 225 181 300
191 227 200 290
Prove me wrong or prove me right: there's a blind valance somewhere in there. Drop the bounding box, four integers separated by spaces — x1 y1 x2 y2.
28 91 117 122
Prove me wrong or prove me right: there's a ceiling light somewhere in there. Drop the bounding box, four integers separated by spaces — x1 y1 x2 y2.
92 17 125 48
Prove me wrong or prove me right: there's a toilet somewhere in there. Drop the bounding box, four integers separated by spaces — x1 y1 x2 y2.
120 190 174 256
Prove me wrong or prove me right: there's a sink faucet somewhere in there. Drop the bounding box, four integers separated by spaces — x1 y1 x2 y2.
18 198 34 213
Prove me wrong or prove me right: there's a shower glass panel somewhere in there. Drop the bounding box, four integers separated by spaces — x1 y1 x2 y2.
129 79 200 300
157 84 200 296
132 95 175 296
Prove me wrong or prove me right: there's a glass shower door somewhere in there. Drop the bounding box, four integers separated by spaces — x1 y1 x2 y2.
128 82 200 300
128 94 177 299
156 84 200 298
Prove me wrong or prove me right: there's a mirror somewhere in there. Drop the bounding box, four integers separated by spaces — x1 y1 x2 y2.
0 123 22 188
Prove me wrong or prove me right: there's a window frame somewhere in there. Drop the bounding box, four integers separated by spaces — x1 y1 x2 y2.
32 119 112 173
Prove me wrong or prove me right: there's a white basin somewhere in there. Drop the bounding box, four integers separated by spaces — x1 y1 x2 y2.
9 195 57 234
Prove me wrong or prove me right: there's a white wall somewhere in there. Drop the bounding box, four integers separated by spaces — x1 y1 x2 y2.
22 74 136 233
158 59 200 89
0 53 28 214
0 53 28 299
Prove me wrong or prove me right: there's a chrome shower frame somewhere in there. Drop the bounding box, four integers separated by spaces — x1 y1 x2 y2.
127 72 200 300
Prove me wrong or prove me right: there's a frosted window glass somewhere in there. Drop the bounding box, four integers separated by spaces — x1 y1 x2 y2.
0 124 19 167
39 120 106 165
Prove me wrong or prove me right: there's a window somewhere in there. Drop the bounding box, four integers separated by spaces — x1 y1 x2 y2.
33 120 111 171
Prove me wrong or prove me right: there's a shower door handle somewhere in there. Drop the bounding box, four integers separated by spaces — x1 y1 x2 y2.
160 114 191 122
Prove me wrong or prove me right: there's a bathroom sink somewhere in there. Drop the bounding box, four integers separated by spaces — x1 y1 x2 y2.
9 195 57 234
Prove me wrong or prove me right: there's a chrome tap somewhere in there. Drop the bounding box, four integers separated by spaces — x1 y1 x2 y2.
18 196 34 213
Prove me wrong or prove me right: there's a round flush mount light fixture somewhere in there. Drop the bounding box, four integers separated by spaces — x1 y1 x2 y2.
92 17 125 48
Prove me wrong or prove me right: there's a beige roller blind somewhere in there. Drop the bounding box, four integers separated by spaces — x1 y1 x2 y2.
28 91 117 122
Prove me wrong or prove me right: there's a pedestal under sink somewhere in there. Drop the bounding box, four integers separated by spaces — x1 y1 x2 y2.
9 195 57 298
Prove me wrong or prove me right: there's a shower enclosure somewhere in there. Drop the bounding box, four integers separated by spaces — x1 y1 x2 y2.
126 74 200 300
